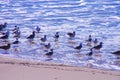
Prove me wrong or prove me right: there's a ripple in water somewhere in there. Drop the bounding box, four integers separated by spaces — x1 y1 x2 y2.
0 0 120 71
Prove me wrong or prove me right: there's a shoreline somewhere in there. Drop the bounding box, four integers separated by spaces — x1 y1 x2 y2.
1 54 120 71
0 55 120 80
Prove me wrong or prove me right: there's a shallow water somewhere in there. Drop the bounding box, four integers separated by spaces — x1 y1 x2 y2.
0 0 120 71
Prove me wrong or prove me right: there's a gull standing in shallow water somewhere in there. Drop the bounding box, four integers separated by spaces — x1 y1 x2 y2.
44 43 51 49
86 49 93 56
93 38 98 46
92 42 103 51
54 32 59 41
45 49 54 56
111 50 120 55
111 50 120 59
35 26 40 33
12 26 19 32
27 31 35 39
93 38 98 44
0 22 7 31
74 43 82 50
12 38 20 44
41 35 47 42
86 35 92 47
0 30 10 39
13 30 21 38
86 35 92 42
67 31 75 38
0 41 11 54
0 43 11 50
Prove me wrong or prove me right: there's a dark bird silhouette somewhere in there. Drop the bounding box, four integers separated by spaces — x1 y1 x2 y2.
0 24 3 31
74 43 82 50
86 35 92 47
44 43 51 49
27 31 35 39
36 26 40 33
0 30 9 39
0 34 9 39
41 35 47 42
67 31 75 38
93 38 98 44
45 49 54 56
0 22 7 31
12 26 19 31
111 50 120 55
12 38 20 44
86 49 93 56
92 42 103 50
54 32 59 40
13 30 21 38
2 22 7 28
0 43 11 50
86 35 92 42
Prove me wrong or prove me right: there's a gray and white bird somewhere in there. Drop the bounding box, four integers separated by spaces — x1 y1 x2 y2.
41 35 47 42
111 50 120 55
45 49 54 56
54 32 59 41
35 26 40 33
92 42 103 50
27 31 35 39
44 43 51 49
67 31 75 38
74 43 82 50
86 49 93 56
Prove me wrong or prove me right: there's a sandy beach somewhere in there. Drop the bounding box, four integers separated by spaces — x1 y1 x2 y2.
0 55 120 80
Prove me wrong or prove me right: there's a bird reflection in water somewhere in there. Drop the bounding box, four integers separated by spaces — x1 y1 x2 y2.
12 46 20 54
28 39 35 45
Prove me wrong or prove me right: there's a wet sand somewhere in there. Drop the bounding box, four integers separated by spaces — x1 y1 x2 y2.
0 55 120 80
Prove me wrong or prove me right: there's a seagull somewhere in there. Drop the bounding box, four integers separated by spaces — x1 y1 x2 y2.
0 43 11 50
41 35 47 42
44 43 51 49
12 38 20 44
111 50 120 55
54 32 59 39
45 49 54 56
86 35 92 42
27 31 35 39
13 30 21 38
0 30 10 39
12 26 19 31
86 49 93 56
93 38 98 44
0 22 7 30
92 42 103 50
2 22 7 28
36 26 40 33
74 43 82 50
67 31 75 38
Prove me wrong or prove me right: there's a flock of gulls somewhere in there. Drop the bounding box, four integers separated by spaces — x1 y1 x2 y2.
0 22 120 58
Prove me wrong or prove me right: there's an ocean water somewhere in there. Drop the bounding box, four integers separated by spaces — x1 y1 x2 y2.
0 0 120 71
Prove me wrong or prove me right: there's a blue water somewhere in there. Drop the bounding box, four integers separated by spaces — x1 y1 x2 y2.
0 0 120 71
